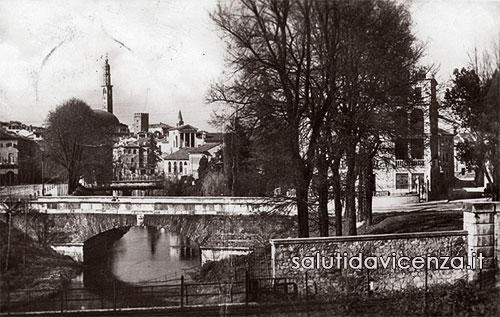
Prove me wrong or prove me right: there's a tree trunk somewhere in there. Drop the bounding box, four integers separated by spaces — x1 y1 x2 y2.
68 170 78 195
357 163 365 223
331 157 343 236
365 161 374 226
345 152 357 235
297 183 310 238
5 213 11 271
318 152 329 237
296 157 312 238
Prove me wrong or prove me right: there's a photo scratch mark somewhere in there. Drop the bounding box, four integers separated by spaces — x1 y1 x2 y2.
41 38 67 69
100 19 134 53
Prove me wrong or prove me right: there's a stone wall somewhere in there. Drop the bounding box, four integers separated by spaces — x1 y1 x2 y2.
0 183 67 197
271 231 468 295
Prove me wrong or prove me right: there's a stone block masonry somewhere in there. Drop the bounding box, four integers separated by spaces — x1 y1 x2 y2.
271 202 500 295
463 203 496 280
271 231 468 295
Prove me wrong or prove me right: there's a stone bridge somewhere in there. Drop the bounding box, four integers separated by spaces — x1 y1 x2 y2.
15 196 296 262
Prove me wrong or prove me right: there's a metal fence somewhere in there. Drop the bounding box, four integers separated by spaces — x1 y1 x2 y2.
0 274 298 314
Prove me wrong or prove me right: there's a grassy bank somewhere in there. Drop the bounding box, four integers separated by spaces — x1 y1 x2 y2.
0 219 81 308
359 210 463 235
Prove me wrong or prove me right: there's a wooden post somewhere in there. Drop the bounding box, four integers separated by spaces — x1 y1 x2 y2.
305 271 309 300
245 270 249 306
60 288 64 313
6 280 10 315
180 275 184 309
113 281 116 311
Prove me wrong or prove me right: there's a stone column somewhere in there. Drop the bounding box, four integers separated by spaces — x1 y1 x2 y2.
463 203 496 280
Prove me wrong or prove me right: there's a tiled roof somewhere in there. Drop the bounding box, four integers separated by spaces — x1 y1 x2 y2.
188 142 221 154
164 148 190 160
205 132 224 142
171 124 198 131
0 129 29 141
150 122 173 129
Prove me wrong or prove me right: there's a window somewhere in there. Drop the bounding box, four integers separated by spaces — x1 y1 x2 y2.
461 168 466 176
395 139 408 159
394 109 408 133
168 162 171 173
410 138 424 159
396 173 409 189
133 149 137 154
410 109 424 135
180 162 183 173
415 87 422 99
6 142 12 147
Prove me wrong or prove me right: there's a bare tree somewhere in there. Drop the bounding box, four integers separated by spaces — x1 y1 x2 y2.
1 197 27 271
211 0 422 237
210 0 343 237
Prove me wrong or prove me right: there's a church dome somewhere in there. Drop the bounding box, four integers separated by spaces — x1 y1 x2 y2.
93 109 120 126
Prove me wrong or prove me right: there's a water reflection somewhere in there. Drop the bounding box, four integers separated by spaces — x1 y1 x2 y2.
6 227 200 313
108 226 200 283
77 226 200 308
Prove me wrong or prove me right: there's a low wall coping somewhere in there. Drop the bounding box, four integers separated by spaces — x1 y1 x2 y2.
464 202 500 212
30 196 284 205
52 242 84 247
200 246 252 251
270 230 467 245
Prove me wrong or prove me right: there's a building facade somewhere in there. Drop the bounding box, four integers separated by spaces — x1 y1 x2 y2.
134 113 149 133
0 130 41 185
374 78 454 199
162 143 222 179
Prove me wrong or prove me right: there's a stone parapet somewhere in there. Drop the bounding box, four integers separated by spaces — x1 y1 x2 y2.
20 196 296 216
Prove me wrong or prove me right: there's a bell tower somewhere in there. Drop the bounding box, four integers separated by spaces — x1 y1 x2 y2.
102 54 113 113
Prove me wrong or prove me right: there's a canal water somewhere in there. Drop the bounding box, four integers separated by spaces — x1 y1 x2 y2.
15 226 201 312
98 226 200 284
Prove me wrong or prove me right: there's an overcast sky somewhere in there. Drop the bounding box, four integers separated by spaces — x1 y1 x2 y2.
0 0 499 131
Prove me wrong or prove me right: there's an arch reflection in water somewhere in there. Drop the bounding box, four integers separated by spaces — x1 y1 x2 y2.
108 226 200 284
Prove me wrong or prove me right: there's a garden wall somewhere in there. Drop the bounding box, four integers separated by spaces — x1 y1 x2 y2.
271 231 469 295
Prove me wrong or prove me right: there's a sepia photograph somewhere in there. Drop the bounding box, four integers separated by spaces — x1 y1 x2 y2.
0 0 499 316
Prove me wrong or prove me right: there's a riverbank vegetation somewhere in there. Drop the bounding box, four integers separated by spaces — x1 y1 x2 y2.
0 220 81 309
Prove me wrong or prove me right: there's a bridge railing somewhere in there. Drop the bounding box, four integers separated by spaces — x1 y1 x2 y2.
23 196 297 216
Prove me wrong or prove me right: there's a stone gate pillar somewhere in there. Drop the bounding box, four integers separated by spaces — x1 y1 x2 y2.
463 203 496 280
